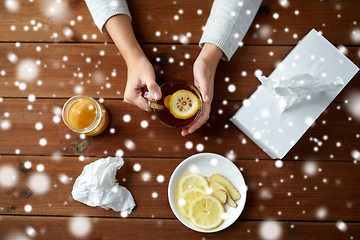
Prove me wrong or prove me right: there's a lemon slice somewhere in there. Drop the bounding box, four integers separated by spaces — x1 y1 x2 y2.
164 95 171 109
178 173 209 195
189 195 225 230
169 90 199 119
178 188 206 219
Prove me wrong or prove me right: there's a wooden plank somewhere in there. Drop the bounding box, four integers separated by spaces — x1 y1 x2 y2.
1 0 360 45
287 221 360 240
0 99 359 160
0 43 359 100
1 156 359 221
0 216 359 240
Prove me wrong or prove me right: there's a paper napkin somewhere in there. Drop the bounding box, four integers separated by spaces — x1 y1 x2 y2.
258 73 344 112
72 156 136 213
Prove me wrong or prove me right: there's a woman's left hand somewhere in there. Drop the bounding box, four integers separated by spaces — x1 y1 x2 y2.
181 43 223 136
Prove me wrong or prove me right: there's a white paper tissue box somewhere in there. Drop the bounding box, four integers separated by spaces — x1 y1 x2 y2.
230 29 359 159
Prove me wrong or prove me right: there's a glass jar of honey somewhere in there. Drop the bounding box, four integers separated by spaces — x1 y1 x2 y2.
62 95 109 136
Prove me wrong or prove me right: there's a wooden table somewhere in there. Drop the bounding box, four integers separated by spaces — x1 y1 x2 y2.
1 0 360 239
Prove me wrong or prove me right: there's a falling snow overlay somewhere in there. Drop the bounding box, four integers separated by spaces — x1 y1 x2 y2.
0 0 360 239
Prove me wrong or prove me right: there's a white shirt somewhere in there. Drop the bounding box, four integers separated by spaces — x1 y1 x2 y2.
84 0 262 60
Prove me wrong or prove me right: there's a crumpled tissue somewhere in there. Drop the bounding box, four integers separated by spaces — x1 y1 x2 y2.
258 73 344 112
72 156 136 213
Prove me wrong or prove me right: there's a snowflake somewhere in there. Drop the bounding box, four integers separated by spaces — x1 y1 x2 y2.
179 34 189 44
59 173 70 184
228 84 236 93
5 0 20 12
0 165 18 188
142 172 151 182
275 160 283 168
123 114 131 122
259 220 282 240
115 149 124 157
69 216 92 237
156 175 165 183
278 0 290 8
28 173 50 194
24 204 32 213
336 221 348 232
140 120 149 128
196 143 204 152
25 226 37 237
36 164 45 172
315 207 328 220
1 120 11 130
133 163 141 172
125 139 135 150
17 59 39 81
39 138 47 146
185 141 193 149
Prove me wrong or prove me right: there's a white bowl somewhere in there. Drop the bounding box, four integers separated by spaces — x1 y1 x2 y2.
168 153 247 233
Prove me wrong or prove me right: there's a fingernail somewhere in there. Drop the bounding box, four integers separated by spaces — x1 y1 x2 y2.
154 92 160 100
143 91 150 99
204 95 209 102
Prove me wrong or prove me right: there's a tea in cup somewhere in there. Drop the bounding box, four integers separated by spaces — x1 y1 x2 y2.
153 80 203 128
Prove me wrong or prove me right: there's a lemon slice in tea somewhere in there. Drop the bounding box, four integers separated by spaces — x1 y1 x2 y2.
169 90 199 119
164 95 171 109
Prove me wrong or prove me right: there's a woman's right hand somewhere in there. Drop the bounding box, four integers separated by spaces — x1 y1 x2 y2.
124 54 161 111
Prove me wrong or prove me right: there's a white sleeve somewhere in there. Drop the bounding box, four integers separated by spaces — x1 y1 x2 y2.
199 0 262 61
84 0 131 33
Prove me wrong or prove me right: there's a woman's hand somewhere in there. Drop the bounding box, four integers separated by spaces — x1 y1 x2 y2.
181 43 223 136
124 54 161 111
105 14 161 111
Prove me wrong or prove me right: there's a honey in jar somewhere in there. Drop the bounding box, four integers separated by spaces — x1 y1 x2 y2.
62 96 109 136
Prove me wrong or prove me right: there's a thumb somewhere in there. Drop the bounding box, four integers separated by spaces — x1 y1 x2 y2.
145 77 161 100
195 72 211 103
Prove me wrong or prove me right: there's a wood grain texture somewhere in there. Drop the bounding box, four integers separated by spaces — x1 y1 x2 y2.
0 99 359 160
0 0 360 45
0 98 358 160
1 156 360 221
0 43 359 100
0 216 359 240
1 0 360 238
